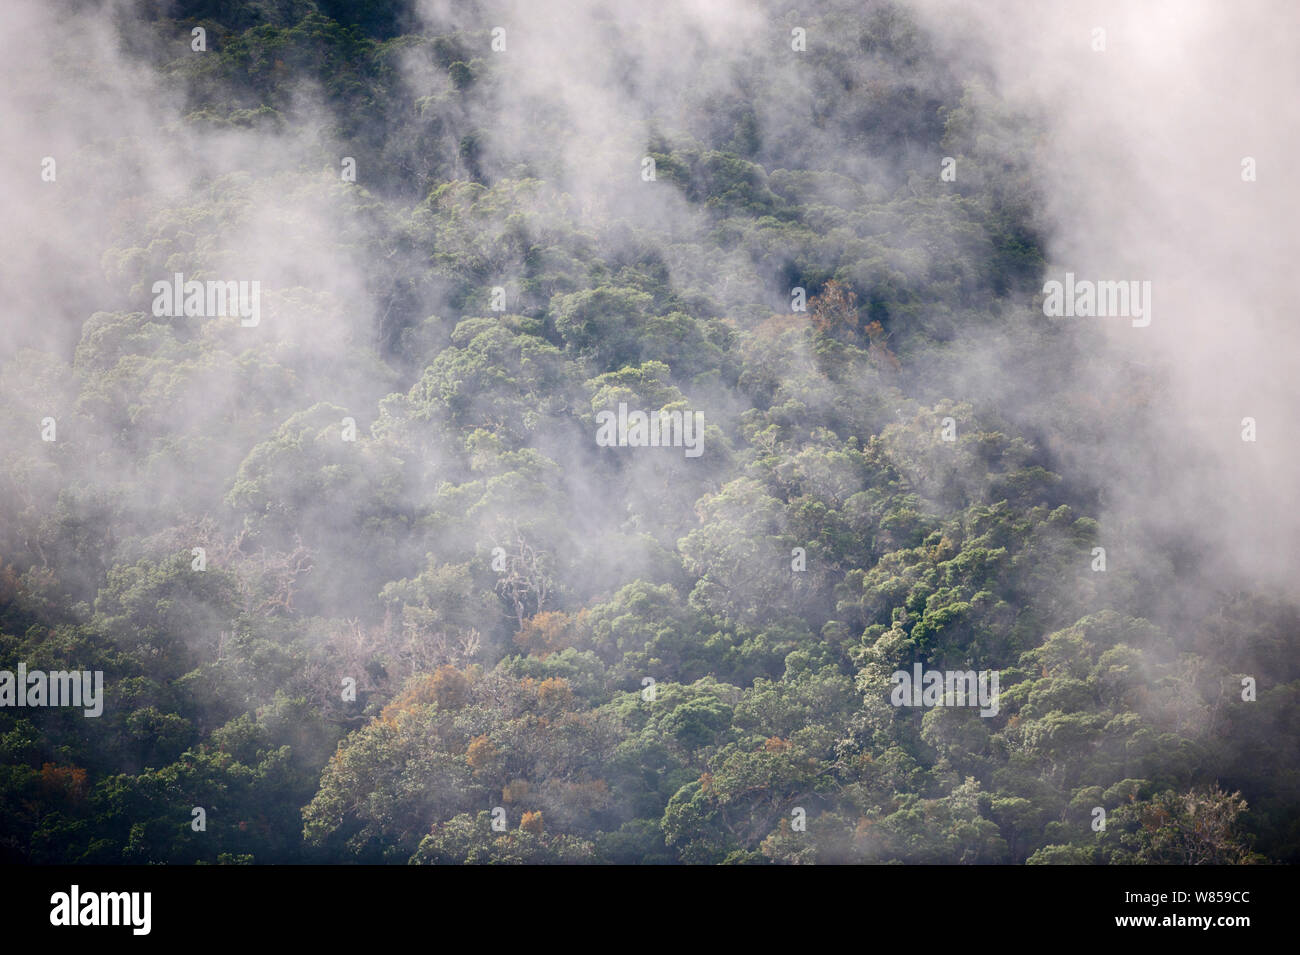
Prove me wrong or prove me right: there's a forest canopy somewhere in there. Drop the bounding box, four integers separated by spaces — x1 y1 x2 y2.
0 0 1295 866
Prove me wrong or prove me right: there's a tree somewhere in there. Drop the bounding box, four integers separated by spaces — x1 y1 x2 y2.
809 281 861 343
1127 787 1263 865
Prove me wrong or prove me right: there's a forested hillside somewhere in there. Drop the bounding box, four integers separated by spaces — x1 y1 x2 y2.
1 0 1295 865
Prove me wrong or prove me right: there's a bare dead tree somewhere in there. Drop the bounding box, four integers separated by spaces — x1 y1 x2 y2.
493 524 553 630
253 536 314 617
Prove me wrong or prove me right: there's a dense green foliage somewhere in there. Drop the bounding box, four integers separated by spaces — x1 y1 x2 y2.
2 0 1296 864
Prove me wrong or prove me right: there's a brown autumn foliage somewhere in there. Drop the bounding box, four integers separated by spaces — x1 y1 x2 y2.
39 762 88 803
537 676 574 711
385 664 471 715
514 610 589 656
466 734 496 772
809 280 860 342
